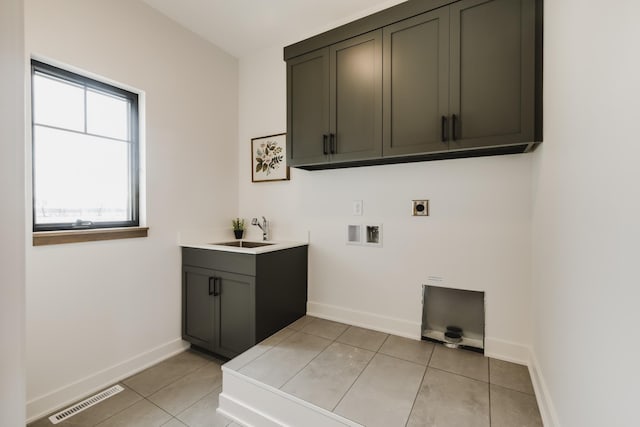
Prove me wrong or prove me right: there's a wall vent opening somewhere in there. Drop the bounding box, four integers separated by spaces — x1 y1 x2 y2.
421 285 485 352
48 384 124 424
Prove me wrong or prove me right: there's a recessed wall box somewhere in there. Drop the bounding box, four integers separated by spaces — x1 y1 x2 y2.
347 224 362 245
364 224 382 247
412 200 429 216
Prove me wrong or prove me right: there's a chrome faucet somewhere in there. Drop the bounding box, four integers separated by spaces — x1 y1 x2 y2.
251 216 269 241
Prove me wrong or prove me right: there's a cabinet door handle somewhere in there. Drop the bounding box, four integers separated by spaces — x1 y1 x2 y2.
441 116 448 142
330 133 336 154
323 134 328 155
213 277 221 296
452 114 458 141
208 277 215 296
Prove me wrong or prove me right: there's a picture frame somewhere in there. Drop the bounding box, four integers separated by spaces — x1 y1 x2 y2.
251 133 290 182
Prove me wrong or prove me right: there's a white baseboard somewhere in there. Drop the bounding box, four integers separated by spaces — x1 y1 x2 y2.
308 301 531 364
484 337 531 365
306 301 421 339
528 350 561 427
26 338 190 423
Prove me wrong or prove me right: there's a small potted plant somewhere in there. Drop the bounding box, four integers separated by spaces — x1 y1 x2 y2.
232 218 245 239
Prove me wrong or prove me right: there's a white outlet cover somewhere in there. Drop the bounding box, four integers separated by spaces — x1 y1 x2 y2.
353 200 363 216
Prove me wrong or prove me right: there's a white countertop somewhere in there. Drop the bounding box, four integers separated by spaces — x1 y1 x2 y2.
181 239 308 254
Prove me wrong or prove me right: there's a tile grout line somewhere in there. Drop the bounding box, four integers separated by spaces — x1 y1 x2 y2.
231 329 293 372
490 382 539 396
487 360 537 396
173 384 223 425
144 359 211 401
427 365 490 384
425 343 434 366
278 321 347 390
127 351 208 398
97 386 145 427
300 319 389 353
403 358 430 427
160 416 184 426
131 352 218 425
329 333 393 413
333 325 389 352
91 393 173 427
142 394 176 424
333 324 351 343
241 326 333 386
488 359 493 427
401 343 435 427
329 349 377 415
236 329 310 381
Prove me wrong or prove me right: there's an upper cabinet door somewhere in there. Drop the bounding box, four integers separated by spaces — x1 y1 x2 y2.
287 48 330 166
383 8 450 157
329 30 383 162
449 0 536 149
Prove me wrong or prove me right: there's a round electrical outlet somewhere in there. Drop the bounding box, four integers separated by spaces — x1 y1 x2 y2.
412 200 429 216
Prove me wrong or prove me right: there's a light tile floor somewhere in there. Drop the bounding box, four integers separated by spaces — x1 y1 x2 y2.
227 316 543 427
30 316 542 427
28 350 238 427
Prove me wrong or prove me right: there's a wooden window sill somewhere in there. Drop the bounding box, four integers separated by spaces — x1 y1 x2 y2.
33 227 149 246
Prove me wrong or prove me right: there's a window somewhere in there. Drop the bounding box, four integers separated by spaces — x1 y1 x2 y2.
31 60 140 233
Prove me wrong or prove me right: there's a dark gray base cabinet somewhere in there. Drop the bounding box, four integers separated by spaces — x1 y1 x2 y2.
286 0 542 170
182 246 307 359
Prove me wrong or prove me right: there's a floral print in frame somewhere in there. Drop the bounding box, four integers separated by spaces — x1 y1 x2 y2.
251 133 290 182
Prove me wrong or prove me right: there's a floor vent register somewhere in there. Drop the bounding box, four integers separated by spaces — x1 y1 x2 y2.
48 384 124 424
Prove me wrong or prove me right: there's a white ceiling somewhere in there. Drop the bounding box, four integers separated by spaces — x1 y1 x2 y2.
141 0 407 58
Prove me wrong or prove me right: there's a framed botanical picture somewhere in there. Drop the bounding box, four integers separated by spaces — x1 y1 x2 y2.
251 133 290 182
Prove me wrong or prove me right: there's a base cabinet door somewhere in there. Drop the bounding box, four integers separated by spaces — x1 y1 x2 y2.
182 266 216 351
215 271 255 358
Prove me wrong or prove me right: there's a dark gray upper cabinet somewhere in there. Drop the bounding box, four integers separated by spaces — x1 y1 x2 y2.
330 31 382 163
383 7 450 157
449 0 536 150
287 48 329 166
182 246 307 359
285 0 542 169
287 31 382 167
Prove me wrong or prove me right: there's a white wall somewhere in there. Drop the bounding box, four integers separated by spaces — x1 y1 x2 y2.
530 1 640 426
25 0 238 420
0 1 26 425
238 44 533 361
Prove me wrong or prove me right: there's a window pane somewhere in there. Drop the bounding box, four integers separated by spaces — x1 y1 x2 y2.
87 89 129 140
33 126 131 225
33 74 85 132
